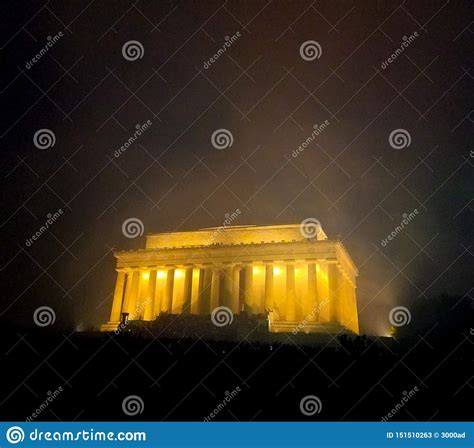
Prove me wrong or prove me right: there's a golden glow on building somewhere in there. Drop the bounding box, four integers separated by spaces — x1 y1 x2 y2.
101 223 359 334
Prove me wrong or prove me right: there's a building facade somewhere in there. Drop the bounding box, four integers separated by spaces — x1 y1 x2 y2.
101 224 359 334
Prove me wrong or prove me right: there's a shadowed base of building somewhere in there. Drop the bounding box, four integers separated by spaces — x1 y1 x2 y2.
112 312 357 346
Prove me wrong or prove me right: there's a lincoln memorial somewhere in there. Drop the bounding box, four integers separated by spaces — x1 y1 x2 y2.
101 223 359 334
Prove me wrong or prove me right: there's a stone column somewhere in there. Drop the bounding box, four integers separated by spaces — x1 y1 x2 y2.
126 270 140 318
210 268 221 311
307 263 317 322
109 270 126 322
317 264 329 322
264 262 273 310
154 270 165 314
231 265 241 314
286 262 297 321
339 274 352 328
121 270 133 315
164 268 175 313
243 264 253 312
144 269 157 320
182 267 193 314
199 268 213 314
123 270 139 318
340 274 359 334
191 268 203 314
328 264 340 323
348 281 359 334
221 265 234 310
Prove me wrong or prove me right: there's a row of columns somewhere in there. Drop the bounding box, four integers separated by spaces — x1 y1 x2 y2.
108 262 357 330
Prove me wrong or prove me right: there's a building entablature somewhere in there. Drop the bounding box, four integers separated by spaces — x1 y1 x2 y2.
115 240 358 285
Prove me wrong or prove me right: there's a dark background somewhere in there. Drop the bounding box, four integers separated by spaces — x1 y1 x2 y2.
1 0 472 333
0 0 472 422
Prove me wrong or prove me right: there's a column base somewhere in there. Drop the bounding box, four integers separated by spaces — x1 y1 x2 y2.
100 321 120 332
268 320 353 334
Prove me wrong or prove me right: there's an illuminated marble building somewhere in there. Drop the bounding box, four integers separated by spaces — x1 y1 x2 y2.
101 224 359 334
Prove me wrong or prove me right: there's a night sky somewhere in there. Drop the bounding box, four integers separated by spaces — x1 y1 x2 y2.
1 0 472 335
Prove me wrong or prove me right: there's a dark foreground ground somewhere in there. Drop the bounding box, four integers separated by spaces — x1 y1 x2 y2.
1 300 472 422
